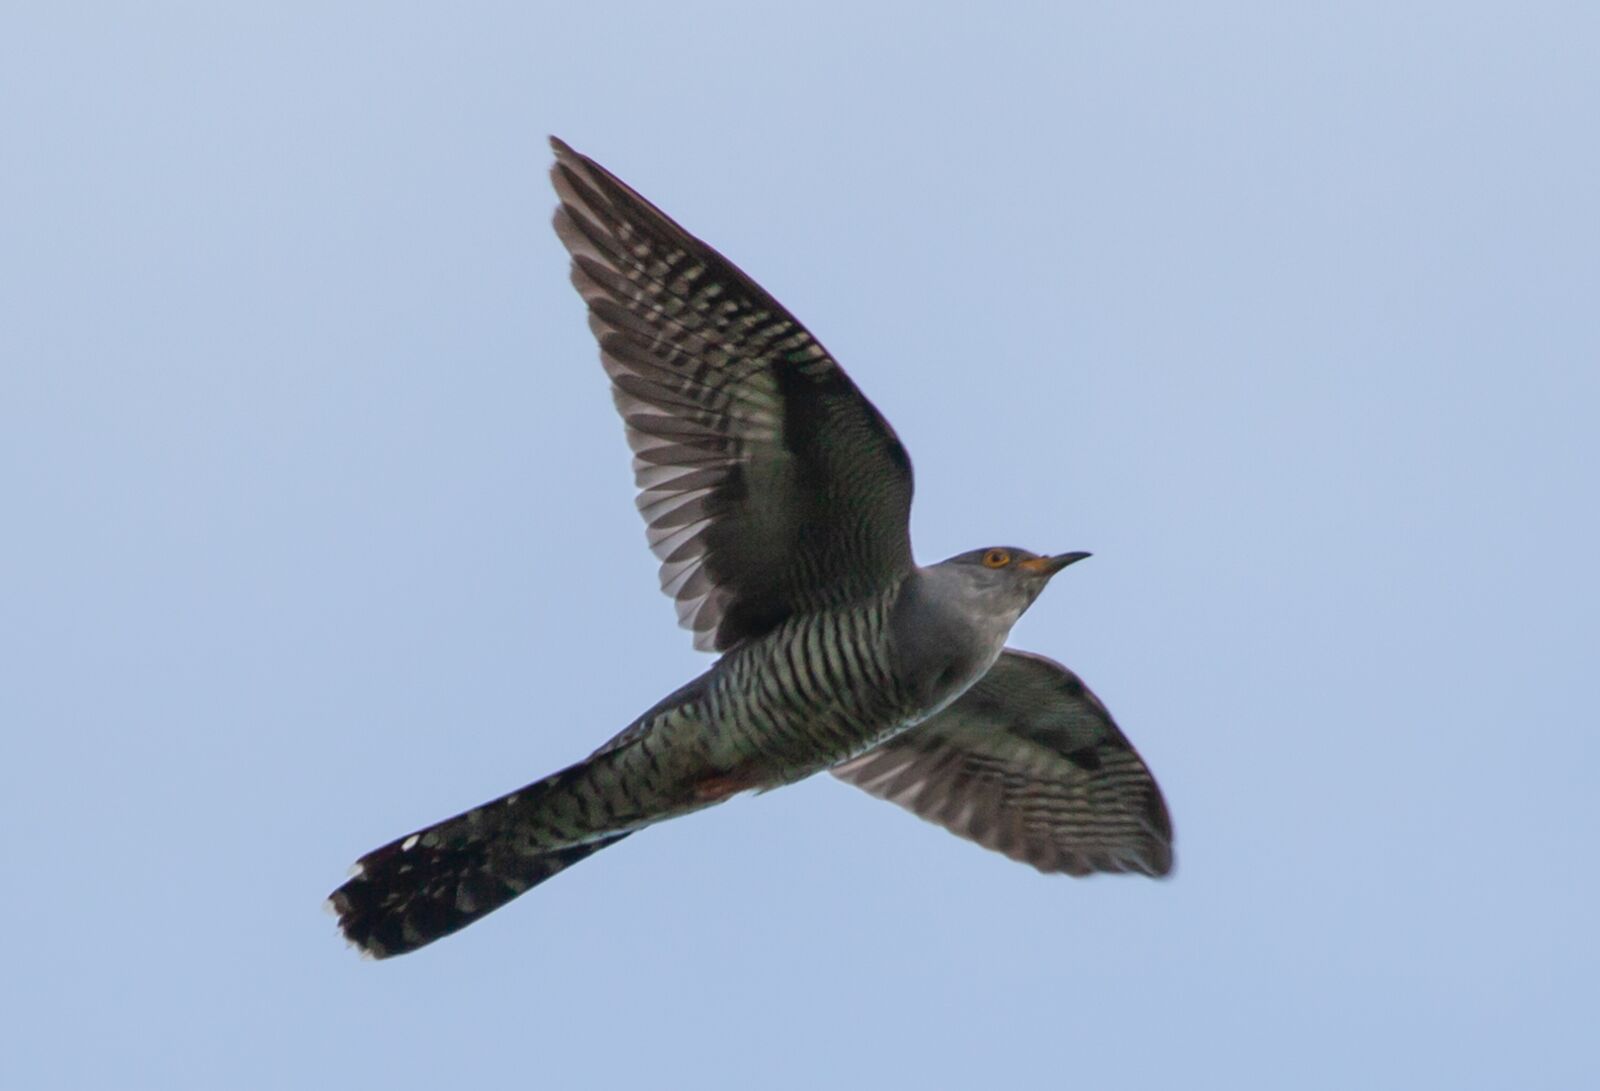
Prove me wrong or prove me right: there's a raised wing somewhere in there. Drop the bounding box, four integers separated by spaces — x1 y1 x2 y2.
550 138 915 652
832 649 1173 876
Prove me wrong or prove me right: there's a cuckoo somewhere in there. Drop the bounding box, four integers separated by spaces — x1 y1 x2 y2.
328 138 1173 958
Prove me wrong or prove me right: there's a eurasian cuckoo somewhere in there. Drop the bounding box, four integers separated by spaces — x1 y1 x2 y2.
328 138 1173 958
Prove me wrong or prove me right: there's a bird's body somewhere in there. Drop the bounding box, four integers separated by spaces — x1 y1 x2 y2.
329 139 1173 958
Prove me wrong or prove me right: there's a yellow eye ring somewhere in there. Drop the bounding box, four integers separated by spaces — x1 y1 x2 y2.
982 548 1011 569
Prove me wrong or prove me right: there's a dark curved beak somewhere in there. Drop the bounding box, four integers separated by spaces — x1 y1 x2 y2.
1019 550 1091 577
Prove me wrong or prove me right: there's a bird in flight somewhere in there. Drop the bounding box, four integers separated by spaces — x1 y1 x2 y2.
328 138 1173 958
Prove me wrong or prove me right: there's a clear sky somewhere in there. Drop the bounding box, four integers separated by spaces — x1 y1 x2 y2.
4 4 1596 1088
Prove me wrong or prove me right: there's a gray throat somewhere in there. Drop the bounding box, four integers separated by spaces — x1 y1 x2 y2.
889 564 1021 719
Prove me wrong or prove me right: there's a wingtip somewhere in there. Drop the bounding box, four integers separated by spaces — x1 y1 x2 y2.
549 136 592 175
1150 838 1177 878
549 137 585 192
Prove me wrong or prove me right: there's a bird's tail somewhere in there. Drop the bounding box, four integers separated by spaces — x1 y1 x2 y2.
327 763 635 959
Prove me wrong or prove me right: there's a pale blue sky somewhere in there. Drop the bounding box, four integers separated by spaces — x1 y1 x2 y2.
4 4 1596 1088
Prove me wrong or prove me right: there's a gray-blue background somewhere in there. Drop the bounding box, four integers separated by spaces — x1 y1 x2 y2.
5 4 1595 1088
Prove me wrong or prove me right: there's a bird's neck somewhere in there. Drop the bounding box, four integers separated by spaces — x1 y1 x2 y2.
888 566 1017 719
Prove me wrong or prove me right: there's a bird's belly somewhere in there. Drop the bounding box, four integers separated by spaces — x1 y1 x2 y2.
702 667 917 788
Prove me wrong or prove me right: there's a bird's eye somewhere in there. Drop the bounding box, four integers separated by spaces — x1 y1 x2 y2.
982 549 1011 568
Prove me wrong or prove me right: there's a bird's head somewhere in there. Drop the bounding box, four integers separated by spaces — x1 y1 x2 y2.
936 546 1092 620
